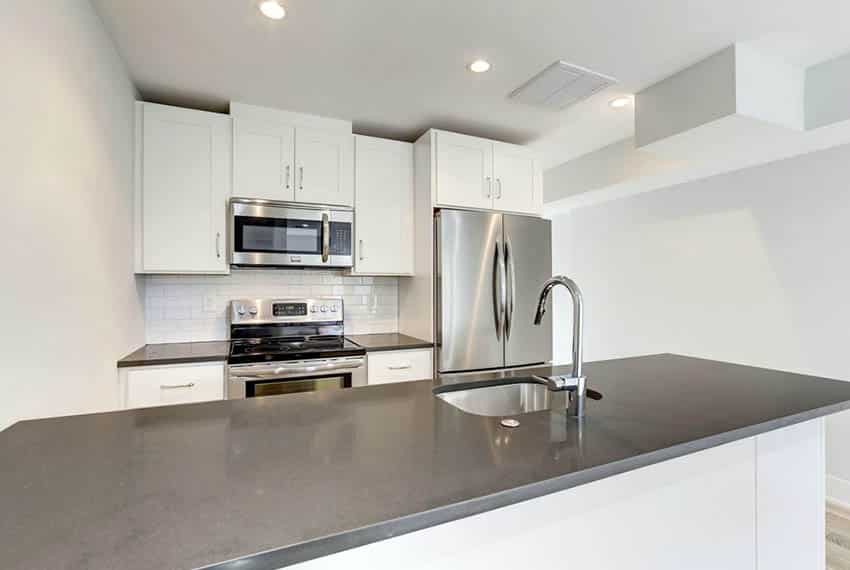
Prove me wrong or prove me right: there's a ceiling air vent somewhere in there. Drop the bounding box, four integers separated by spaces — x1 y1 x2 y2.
509 60 617 109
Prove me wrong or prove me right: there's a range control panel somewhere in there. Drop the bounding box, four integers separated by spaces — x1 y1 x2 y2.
230 298 343 324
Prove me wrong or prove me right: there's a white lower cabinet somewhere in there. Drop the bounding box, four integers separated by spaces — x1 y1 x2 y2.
287 420 826 570
367 348 433 385
121 362 225 409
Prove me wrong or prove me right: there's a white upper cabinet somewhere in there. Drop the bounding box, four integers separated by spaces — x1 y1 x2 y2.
135 102 231 274
230 103 353 207
233 118 295 202
492 141 540 215
353 135 414 275
295 128 354 206
432 130 541 215
435 131 494 210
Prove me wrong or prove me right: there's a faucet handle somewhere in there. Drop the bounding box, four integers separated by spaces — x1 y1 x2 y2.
533 374 585 391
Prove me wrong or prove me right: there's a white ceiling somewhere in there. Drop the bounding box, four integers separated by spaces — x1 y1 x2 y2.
93 0 850 168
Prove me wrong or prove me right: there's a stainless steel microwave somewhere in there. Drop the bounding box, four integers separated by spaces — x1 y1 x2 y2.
229 199 354 268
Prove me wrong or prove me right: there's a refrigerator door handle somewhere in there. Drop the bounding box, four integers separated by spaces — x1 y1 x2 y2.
504 237 516 340
493 240 506 341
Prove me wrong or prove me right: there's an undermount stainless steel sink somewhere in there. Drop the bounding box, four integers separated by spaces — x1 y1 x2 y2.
434 380 567 417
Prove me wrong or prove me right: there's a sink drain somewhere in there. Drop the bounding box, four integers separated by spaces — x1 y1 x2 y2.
500 418 520 428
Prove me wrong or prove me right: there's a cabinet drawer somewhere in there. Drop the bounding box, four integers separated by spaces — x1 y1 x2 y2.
125 363 224 409
367 348 433 385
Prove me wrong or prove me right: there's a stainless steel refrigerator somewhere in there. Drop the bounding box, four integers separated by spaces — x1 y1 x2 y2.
435 209 552 374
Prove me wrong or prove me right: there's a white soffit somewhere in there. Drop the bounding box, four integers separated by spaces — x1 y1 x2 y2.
544 45 850 214
635 44 805 159
806 51 850 129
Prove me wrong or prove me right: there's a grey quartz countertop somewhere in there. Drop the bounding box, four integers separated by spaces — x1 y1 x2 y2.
4 354 850 570
345 333 432 352
117 341 231 367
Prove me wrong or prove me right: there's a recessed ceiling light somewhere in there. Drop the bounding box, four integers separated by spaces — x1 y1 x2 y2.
259 0 286 20
609 96 632 109
468 59 491 73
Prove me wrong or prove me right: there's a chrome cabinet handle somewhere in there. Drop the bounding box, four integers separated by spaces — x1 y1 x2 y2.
495 178 502 199
485 176 492 198
321 213 330 263
160 382 196 390
359 239 365 261
285 165 291 189
299 166 304 190
216 232 221 259
388 364 412 370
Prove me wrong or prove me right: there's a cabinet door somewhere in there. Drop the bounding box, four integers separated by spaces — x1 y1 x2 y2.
367 349 433 385
492 141 540 215
125 363 224 409
233 118 295 201
294 128 354 206
139 103 230 273
434 131 494 210
354 136 414 275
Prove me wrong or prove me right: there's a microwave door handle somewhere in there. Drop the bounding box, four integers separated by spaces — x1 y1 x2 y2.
321 212 330 263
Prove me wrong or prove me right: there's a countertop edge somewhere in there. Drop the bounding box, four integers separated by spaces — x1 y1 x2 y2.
356 342 434 353
201 398 850 570
116 355 229 368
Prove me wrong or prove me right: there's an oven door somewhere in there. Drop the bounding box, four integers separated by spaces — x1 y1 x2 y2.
227 356 366 399
230 200 353 268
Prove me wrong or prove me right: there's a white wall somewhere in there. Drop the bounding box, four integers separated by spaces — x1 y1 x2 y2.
144 272 398 343
0 0 144 429
548 141 850 503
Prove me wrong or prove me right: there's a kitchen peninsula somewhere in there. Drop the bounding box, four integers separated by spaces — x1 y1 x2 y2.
2 354 848 570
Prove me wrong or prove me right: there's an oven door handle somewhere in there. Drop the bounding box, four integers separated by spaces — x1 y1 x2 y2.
230 359 364 380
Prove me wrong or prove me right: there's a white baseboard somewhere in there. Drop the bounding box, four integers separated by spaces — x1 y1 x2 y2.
827 475 850 510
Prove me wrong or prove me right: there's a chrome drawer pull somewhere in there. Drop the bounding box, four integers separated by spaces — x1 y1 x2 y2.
160 382 196 390
387 364 412 370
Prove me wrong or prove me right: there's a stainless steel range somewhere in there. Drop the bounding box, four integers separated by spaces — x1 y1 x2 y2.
226 298 366 399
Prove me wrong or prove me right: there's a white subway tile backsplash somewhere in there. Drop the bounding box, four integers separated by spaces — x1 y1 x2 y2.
143 269 399 343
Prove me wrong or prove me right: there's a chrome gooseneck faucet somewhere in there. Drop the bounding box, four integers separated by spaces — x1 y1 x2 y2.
533 275 587 418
